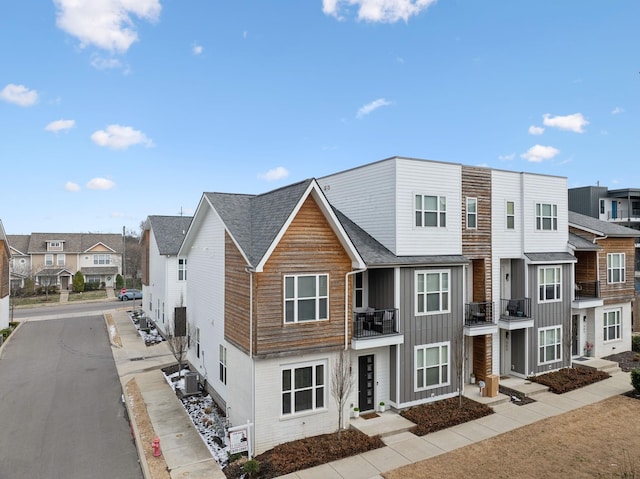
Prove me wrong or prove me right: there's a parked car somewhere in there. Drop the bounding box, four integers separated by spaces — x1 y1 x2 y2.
118 288 143 301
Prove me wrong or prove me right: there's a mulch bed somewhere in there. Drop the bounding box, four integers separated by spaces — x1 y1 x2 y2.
400 396 493 436
528 367 610 394
604 350 640 372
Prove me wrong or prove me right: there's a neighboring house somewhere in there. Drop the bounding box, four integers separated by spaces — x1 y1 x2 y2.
140 215 192 335
177 156 578 455
569 185 640 275
0 220 10 330
569 211 639 356
6 233 124 290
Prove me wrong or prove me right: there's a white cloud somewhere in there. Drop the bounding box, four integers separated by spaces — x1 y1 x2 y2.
498 153 515 161
91 124 154 150
323 0 436 23
87 178 116 190
258 166 289 182
520 145 560 163
528 125 544 136
0 83 38 106
45 119 76 132
90 55 123 70
64 181 81 192
542 113 589 133
611 107 624 115
193 44 203 55
54 0 161 53
357 98 392 118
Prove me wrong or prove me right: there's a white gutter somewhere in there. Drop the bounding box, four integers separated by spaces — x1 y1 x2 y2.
245 267 256 457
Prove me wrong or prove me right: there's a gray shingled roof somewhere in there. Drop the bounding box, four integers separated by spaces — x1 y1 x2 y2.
569 232 601 251
334 208 468 267
569 211 640 237
205 179 313 266
22 233 124 254
147 216 193 255
7 235 30 254
525 252 576 263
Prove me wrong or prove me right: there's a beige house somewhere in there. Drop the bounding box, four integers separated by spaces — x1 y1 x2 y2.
8 232 124 291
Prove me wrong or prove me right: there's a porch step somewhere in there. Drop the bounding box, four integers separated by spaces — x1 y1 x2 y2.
573 358 621 375
498 377 549 397
350 410 415 438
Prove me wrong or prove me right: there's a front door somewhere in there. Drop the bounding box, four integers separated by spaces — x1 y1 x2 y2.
358 355 375 412
511 329 526 376
571 314 580 356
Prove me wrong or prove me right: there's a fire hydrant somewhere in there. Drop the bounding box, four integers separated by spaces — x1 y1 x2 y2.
152 437 162 457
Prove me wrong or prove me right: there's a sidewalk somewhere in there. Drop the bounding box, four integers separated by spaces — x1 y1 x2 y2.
107 308 225 479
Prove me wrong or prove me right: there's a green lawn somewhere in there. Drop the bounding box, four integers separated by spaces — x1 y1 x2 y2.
68 290 108 301
11 295 60 306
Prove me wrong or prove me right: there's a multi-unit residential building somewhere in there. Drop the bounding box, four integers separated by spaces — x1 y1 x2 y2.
0 220 10 330
140 215 192 335
7 233 124 291
569 211 639 355
174 156 585 455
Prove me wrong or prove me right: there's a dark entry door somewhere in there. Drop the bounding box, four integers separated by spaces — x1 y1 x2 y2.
572 314 579 356
511 329 526 375
358 355 375 411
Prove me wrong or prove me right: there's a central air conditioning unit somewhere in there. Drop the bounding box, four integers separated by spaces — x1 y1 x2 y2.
139 316 148 329
184 372 200 396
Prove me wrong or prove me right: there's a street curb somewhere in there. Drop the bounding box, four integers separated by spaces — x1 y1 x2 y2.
0 321 23 360
122 378 153 479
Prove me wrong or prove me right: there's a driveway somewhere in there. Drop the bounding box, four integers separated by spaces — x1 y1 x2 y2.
0 316 143 479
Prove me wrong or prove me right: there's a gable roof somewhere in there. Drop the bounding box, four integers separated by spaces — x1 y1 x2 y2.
7 234 30 255
196 179 364 271
146 216 193 255
569 211 640 238
19 233 125 254
568 232 602 251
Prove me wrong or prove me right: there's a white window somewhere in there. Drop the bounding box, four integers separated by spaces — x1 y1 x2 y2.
281 361 326 415
57 254 65 266
219 345 227 385
354 272 363 309
506 201 515 230
86 275 100 283
415 194 446 227
603 309 621 341
415 342 450 391
50 241 61 248
178 258 187 281
536 203 558 231
538 326 562 364
466 197 477 229
93 254 111 265
538 266 561 302
416 270 449 315
607 253 625 284
45 254 53 266
284 274 328 323
600 200 605 215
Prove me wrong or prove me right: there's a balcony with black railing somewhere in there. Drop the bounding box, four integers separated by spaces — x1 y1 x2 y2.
499 297 531 320
464 301 494 327
574 280 600 300
353 308 399 339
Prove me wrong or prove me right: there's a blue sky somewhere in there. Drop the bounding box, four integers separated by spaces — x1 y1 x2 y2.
1 1 638 235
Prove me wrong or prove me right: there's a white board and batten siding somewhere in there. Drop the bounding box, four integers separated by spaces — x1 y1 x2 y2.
395 158 462 256
0 295 8 330
318 159 397 253
184 205 228 402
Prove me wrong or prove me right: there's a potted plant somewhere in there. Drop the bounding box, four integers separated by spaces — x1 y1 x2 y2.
470 371 476 384
353 407 360 418
379 401 385 412
584 341 594 357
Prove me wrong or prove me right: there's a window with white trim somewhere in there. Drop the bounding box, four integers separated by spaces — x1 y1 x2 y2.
57 254 65 266
466 197 477 229
506 201 515 230
284 274 328 323
607 253 625 284
178 258 187 281
536 203 558 231
219 344 227 384
416 270 449 314
45 254 53 266
415 194 446 227
281 362 325 415
538 326 562 364
93 254 111 265
415 342 450 391
603 309 621 341
538 266 561 302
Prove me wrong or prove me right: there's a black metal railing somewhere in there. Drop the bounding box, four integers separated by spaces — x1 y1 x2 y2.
499 297 531 319
464 301 494 326
353 308 399 339
574 280 600 300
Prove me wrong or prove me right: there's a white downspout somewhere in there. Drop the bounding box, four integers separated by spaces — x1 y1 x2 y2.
345 269 366 350
245 267 255 457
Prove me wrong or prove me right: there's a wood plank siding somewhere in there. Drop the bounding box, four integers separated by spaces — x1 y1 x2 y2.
597 237 637 305
225 196 353 358
472 335 492 381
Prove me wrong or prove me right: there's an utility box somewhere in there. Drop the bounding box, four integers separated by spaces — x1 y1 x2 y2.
483 374 499 397
184 372 200 396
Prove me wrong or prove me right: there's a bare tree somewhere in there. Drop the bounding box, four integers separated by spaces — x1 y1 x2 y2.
330 349 354 434
453 323 465 408
166 319 189 380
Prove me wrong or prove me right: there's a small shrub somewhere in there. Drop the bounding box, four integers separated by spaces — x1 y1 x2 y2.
631 369 640 394
243 459 260 477
632 335 640 353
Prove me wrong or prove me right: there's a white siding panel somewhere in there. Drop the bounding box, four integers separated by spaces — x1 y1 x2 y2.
522 174 569 253
185 206 227 403
395 158 462 256
0 295 8 330
318 160 397 253
226 342 253 428
491 170 523 259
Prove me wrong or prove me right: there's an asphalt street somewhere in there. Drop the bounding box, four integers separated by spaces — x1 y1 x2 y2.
0 315 143 479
